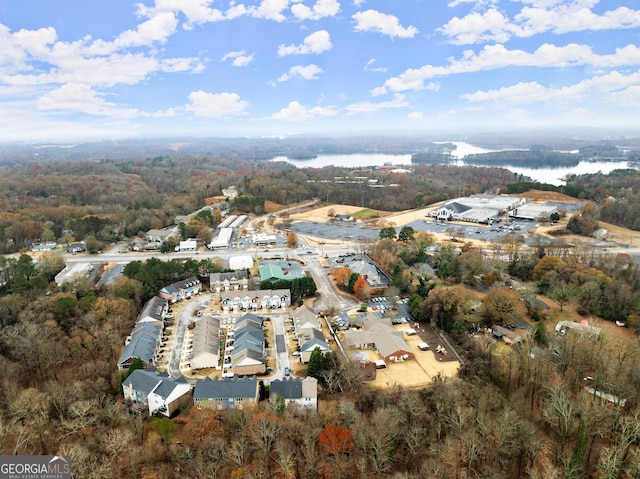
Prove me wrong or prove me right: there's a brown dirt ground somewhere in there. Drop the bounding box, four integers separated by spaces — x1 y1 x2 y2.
512 189 580 204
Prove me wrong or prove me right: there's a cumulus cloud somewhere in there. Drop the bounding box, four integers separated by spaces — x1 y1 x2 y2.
137 0 224 29
278 30 332 56
353 10 418 38
37 83 138 117
0 20 205 88
278 64 324 82
185 90 248 118
270 100 337 121
137 0 290 25
381 43 640 92
291 0 340 20
438 8 512 45
88 11 178 54
247 0 291 22
439 1 640 44
461 71 640 106
221 50 254 67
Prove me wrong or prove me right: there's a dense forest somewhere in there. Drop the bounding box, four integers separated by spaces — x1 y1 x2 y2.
0 156 523 254
2 143 640 477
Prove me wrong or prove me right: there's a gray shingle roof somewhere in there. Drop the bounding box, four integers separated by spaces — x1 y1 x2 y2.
118 322 161 366
139 297 167 322
193 376 259 400
123 368 189 400
444 201 472 214
270 377 303 400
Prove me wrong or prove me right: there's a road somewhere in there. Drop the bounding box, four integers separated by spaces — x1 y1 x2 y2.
303 254 358 313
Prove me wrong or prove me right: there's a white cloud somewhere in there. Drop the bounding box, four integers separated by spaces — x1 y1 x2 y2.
88 11 178 54
291 0 340 20
353 10 418 38
221 50 254 67
353 0 366 7
382 43 640 92
278 30 332 56
248 0 291 22
270 101 337 121
364 58 388 72
370 86 387 96
346 93 409 114
137 0 224 29
37 83 138 117
0 21 205 89
278 64 324 82
438 8 512 45
515 1 640 37
408 111 423 119
439 1 640 44
138 0 293 26
185 90 248 118
461 71 640 106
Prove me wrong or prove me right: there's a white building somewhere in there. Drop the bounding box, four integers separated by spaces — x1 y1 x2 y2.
229 255 254 270
178 238 198 251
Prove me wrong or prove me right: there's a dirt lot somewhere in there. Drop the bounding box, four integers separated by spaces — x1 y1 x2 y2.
513 189 580 204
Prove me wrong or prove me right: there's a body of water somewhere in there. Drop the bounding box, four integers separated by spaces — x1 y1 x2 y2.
271 142 636 185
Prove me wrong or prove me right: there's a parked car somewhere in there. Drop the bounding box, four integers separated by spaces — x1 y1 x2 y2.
284 367 290 376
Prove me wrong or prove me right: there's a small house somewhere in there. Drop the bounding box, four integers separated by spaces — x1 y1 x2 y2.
122 368 191 417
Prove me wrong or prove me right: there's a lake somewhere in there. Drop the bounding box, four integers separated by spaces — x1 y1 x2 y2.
271 141 636 186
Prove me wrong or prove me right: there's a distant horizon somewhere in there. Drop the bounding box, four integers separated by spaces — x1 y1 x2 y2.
2 125 640 146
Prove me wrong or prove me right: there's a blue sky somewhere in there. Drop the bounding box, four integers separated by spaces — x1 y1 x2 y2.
0 0 639 141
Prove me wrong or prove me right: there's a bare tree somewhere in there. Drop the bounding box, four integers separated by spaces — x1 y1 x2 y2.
273 438 297 479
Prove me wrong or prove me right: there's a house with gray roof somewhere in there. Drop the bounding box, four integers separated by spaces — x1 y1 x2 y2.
349 260 383 287
191 317 221 370
159 277 202 303
138 296 169 323
193 376 260 410
270 377 318 409
231 313 266 375
118 321 163 371
209 270 250 292
292 305 320 330
298 328 330 364
122 368 191 417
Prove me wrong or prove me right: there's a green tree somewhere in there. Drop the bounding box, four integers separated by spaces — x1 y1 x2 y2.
120 357 144 384
347 272 360 294
86 234 104 254
424 285 467 332
160 241 171 253
433 244 461 282
307 347 327 380
398 226 415 242
151 417 176 450
531 320 550 347
379 227 397 240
